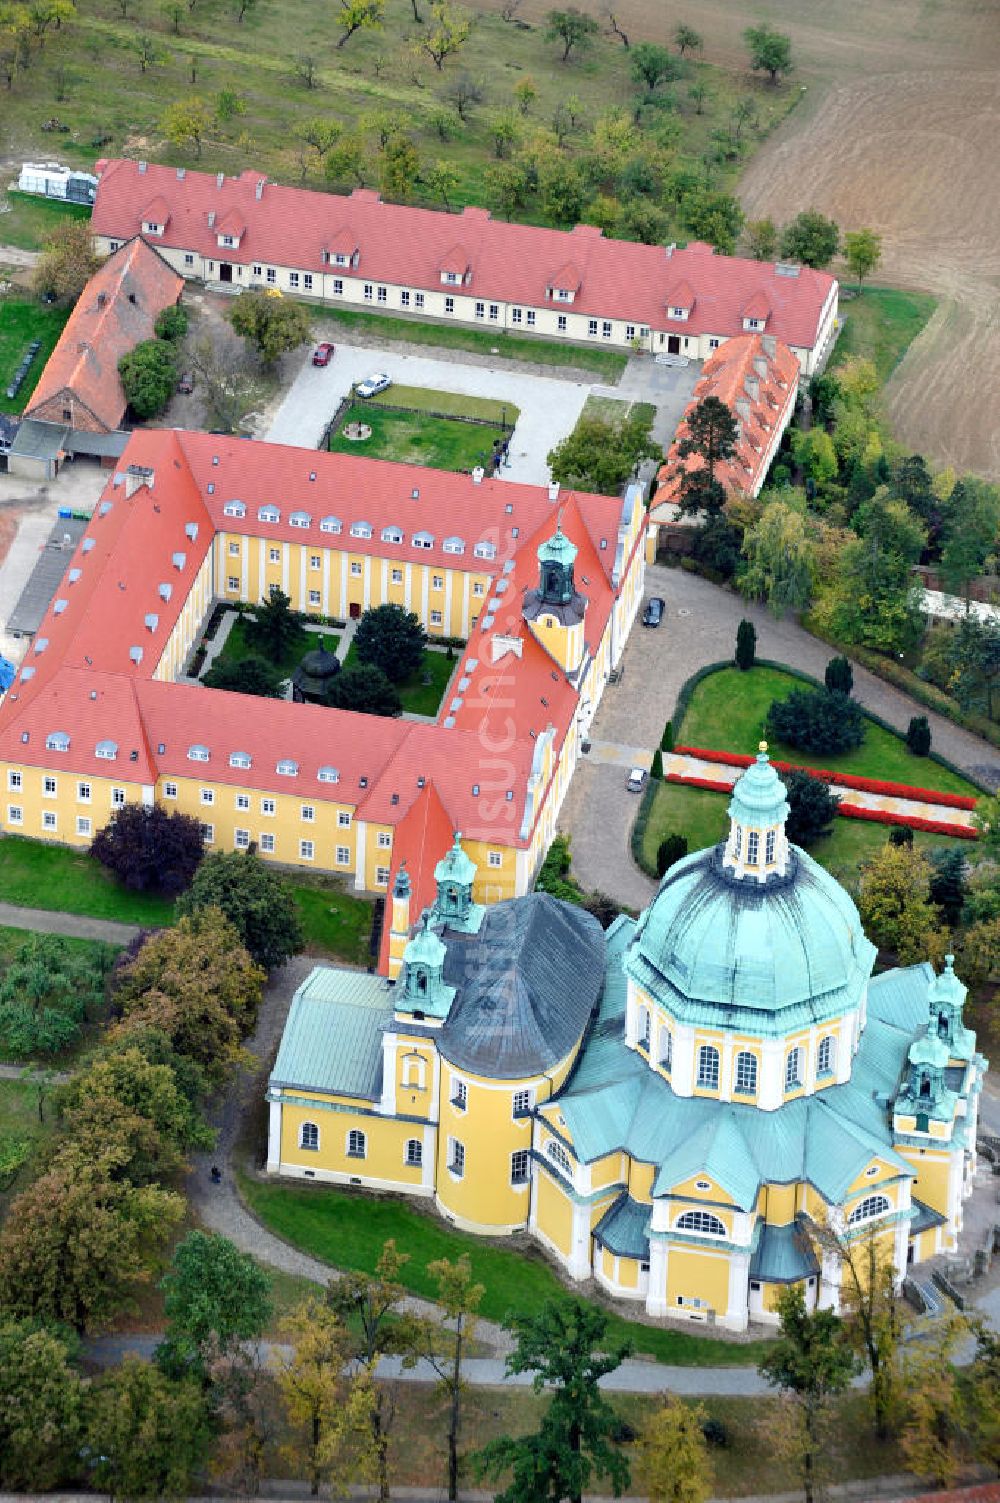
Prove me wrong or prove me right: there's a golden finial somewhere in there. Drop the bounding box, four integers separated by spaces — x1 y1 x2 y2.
759 739 768 754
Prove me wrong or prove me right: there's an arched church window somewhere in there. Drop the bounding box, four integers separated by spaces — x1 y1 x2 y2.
733 825 742 858
848 1194 890 1225
640 1009 651 1050
546 1139 572 1176
734 1051 757 1094
299 1121 319 1151
676 1210 726 1237
659 1027 673 1072
765 829 776 862
784 1047 802 1091
696 1045 719 1090
817 1036 835 1075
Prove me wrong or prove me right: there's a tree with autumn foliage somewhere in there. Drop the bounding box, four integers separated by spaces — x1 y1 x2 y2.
276 1295 377 1496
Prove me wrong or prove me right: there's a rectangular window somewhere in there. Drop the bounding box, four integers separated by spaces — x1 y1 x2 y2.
513 1088 531 1117
228 576 240 591
473 581 485 596
348 1129 366 1159
377 285 387 303
708 337 720 350
269 547 280 563
475 301 485 319
259 832 275 853
164 781 178 799
557 315 567 332
299 839 314 860
432 574 443 589
511 1149 529 1184
235 828 250 848
7 806 22 824
112 787 126 807
333 278 344 295
310 554 321 569
303 273 313 291
375 865 389 886
430 610 443 626
626 324 636 340
229 541 240 555
400 289 411 307
588 319 598 336
336 845 350 865
364 283 373 301
602 321 612 339
511 307 522 324
7 771 21 791
338 811 351 827
308 589 321 606
266 268 276 285
236 793 250 811
526 309 536 327
406 1139 423 1167
449 1139 465 1178
77 781 91 802
42 810 57 831
184 252 194 267
43 776 57 796
488 851 503 868
75 815 91 837
301 805 315 822
489 304 499 320
261 799 276 816
350 561 362 576
289 272 300 289
452 1080 468 1112
391 568 403 583
414 292 425 309
201 788 214 805
444 296 455 314
202 823 214 844
376 831 392 848
252 264 262 277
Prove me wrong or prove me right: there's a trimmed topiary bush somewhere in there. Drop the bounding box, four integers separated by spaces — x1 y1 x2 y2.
889 825 914 847
661 721 674 753
656 833 688 877
824 656 854 696
735 618 757 672
784 769 839 847
766 688 865 757
906 715 932 757
650 749 663 780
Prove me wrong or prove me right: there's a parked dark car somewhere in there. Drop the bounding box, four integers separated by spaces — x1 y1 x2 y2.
642 596 665 627
176 371 195 394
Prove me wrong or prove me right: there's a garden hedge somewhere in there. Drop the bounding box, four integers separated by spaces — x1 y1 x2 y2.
838 805 978 840
673 745 977 811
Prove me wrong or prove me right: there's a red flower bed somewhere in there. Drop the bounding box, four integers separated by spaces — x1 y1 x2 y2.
674 745 977 810
665 772 734 794
838 805 978 839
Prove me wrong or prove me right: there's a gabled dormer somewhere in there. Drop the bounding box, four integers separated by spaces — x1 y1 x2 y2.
141 196 170 237
741 292 771 332
323 227 359 269
439 244 471 287
547 261 582 304
666 280 695 321
215 208 245 251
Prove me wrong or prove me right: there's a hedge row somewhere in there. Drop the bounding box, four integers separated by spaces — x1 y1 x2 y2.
673 745 978 810
838 805 978 840
665 772 734 793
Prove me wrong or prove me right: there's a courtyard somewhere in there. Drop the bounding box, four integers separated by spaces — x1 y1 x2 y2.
328 383 515 473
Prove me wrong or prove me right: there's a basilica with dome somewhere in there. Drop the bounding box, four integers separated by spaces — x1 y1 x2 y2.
267 748 988 1331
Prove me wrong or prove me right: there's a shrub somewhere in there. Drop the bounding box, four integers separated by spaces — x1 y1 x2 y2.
656 834 688 877
650 749 663 780
824 656 853 696
91 803 205 896
661 721 674 753
889 826 914 847
906 715 932 757
118 338 177 421
154 304 189 341
325 663 402 717
0 935 112 1058
784 769 839 847
929 847 967 926
735 618 757 671
766 688 866 756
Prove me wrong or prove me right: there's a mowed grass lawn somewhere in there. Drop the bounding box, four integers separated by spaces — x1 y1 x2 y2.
0 297 71 415
833 286 938 384
240 1174 772 1367
678 666 977 798
210 614 338 676
330 403 506 473
0 193 90 253
366 384 518 427
293 880 372 966
639 782 972 890
343 641 456 717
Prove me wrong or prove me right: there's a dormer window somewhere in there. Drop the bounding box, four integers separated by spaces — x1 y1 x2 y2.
220 234 237 247
473 540 496 560
670 306 688 319
350 522 372 539
258 505 280 523
317 766 340 784
46 731 70 752
143 221 163 236
95 740 118 760
276 759 299 776
188 744 210 763
320 516 342 534
443 537 465 555
412 531 434 550
224 500 246 518
745 317 763 331
229 751 252 769
289 511 311 529
382 526 403 544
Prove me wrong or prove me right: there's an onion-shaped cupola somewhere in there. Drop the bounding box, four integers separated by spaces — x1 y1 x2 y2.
536 521 578 606
926 954 976 1060
433 832 477 926
723 741 791 883
398 909 455 1020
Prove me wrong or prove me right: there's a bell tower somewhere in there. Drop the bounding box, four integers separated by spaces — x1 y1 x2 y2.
432 832 484 931
523 515 587 675
396 909 455 1021
387 861 412 981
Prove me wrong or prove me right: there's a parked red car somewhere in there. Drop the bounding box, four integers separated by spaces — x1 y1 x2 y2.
312 342 335 367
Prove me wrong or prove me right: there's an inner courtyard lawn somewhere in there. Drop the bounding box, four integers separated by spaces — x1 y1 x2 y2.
293 880 372 966
209 614 329 676
342 641 456 718
0 297 72 415
678 666 978 798
239 1173 771 1367
639 781 972 890
366 384 518 427
330 403 507 473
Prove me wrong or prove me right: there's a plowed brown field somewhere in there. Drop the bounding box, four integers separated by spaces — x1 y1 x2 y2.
477 0 1000 478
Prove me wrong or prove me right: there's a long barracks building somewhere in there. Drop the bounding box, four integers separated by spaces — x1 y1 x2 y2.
0 429 644 902
90 159 839 374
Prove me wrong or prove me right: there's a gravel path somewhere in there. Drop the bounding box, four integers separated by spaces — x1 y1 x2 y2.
0 900 143 945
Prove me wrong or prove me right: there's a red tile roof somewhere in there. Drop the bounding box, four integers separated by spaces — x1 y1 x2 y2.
378 779 455 973
92 159 836 352
26 237 182 433
651 334 800 514
440 244 469 274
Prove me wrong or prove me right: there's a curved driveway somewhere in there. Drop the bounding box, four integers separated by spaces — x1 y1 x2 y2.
558 564 1000 910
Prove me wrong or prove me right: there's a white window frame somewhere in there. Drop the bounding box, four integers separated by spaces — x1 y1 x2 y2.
697 1045 720 1091
347 1128 366 1159
300 1121 319 1151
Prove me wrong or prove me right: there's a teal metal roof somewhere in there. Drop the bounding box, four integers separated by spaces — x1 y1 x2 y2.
538 524 577 569
270 967 394 1100
627 842 876 1025
910 1198 947 1236
727 745 790 830
593 1195 651 1259
749 1220 820 1283
434 834 477 891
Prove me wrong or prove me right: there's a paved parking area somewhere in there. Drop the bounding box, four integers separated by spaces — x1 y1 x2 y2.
266 342 593 486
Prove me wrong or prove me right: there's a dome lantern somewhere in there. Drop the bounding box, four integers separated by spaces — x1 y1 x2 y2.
433 832 477 926
398 908 454 1019
536 514 578 606
723 742 791 883
926 954 976 1060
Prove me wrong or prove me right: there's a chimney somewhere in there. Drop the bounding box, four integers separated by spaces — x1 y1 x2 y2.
665 242 675 258
138 160 147 174
216 171 224 189
125 464 154 498
762 334 777 358
548 481 560 502
472 466 485 485
255 177 265 201
207 210 216 228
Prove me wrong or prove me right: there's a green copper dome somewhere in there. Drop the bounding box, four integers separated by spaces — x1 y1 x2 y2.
537 523 578 571
434 833 477 890
907 1029 949 1070
728 742 790 829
